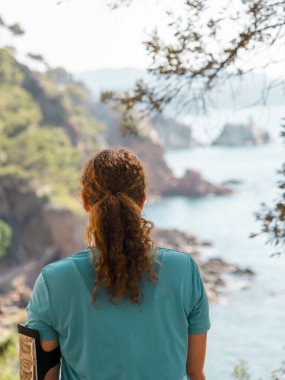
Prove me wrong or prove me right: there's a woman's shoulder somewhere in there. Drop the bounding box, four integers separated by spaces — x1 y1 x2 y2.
41 248 90 278
157 246 195 259
156 246 197 268
154 247 199 286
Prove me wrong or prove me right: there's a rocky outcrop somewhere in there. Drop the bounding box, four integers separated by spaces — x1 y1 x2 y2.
151 115 200 150
163 169 231 197
212 121 271 146
222 178 244 186
0 178 85 342
152 227 210 256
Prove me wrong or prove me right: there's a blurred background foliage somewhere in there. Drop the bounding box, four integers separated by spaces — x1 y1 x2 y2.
0 42 107 210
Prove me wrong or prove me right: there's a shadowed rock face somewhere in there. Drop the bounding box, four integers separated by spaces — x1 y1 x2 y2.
212 122 271 146
0 177 85 267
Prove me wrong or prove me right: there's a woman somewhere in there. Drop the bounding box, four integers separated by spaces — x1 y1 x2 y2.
24 148 211 380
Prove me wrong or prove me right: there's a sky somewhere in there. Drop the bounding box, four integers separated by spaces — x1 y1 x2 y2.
1 0 171 72
1 0 285 76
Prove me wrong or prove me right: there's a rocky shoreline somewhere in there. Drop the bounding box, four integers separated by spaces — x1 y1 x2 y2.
152 227 255 303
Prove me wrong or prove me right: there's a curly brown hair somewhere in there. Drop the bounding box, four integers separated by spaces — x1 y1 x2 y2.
80 148 161 306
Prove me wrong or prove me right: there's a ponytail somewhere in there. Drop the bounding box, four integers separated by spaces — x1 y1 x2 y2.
81 149 160 306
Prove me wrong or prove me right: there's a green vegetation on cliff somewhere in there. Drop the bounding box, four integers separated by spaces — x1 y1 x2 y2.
0 47 107 208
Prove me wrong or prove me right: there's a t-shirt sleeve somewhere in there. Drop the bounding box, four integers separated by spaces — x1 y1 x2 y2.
187 257 211 334
25 271 58 341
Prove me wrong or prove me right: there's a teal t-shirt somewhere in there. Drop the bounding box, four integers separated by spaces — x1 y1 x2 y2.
25 247 211 380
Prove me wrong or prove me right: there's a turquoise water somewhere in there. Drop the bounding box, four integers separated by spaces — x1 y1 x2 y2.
143 141 285 379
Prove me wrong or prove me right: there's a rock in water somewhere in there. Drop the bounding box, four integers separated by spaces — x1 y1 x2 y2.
212 122 271 146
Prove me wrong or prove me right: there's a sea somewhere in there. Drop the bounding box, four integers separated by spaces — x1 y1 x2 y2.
143 104 285 379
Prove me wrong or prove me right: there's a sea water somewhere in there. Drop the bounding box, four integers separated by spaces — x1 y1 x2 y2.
143 105 285 379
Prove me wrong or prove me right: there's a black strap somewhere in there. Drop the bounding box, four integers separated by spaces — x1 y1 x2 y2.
37 344 61 379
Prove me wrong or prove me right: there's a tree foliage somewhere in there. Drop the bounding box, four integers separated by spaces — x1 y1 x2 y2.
1 126 81 192
103 0 285 117
103 0 285 254
8 23 25 36
250 123 285 255
0 84 41 137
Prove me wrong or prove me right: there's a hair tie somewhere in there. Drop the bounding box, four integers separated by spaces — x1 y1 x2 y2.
105 190 122 197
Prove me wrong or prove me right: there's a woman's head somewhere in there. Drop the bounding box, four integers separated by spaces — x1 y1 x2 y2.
81 149 146 211
81 148 159 305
